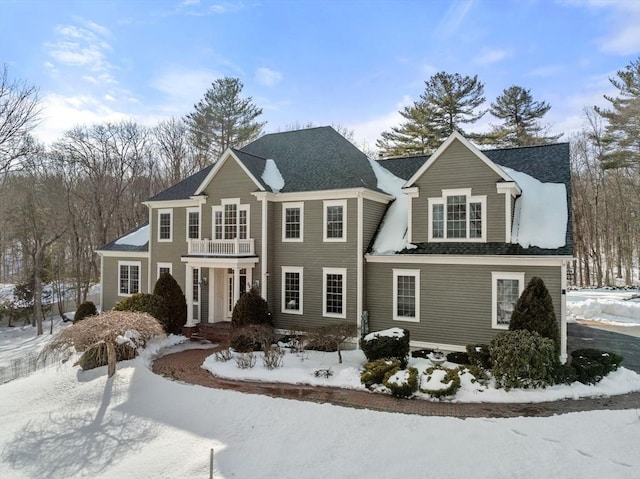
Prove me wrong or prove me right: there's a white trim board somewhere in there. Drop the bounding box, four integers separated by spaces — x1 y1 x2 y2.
365 254 572 267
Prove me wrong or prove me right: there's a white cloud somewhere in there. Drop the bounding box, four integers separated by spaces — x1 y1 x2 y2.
349 96 412 150
255 67 282 87
475 48 511 66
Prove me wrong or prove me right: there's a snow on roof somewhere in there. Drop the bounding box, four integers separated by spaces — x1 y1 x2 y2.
502 167 567 249
261 159 285 193
115 224 149 247
369 159 416 254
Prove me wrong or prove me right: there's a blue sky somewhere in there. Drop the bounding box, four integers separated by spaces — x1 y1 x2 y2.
1 0 639 150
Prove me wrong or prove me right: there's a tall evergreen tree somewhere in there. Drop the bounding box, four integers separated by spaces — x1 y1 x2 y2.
595 58 640 169
488 85 561 147
376 72 486 157
184 77 265 164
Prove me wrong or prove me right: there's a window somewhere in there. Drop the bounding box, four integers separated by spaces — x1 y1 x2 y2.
281 266 303 314
157 262 172 278
213 199 249 240
187 208 200 240
118 261 141 296
323 267 346 318
282 202 304 242
323 200 347 242
193 268 200 303
393 269 420 322
428 189 486 242
491 272 525 329
158 209 173 242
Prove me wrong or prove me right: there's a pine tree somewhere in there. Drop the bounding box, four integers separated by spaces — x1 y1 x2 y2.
509 276 560 355
595 58 640 169
184 77 265 164
152 272 187 334
488 85 561 147
377 72 486 157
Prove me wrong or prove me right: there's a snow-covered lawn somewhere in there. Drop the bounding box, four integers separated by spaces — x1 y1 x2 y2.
1 287 639 478
567 288 640 327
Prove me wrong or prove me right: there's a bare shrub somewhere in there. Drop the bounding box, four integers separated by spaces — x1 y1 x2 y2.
235 352 256 369
306 323 357 364
41 311 166 377
263 346 285 370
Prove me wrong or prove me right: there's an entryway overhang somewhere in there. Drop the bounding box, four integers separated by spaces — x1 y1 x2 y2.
180 255 259 269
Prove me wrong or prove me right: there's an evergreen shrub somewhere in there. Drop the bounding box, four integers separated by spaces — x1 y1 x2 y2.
152 272 187 334
73 301 98 323
552 363 578 385
113 293 169 331
360 358 402 388
420 366 461 399
230 324 274 352
509 276 560 355
231 288 271 328
446 351 470 365
410 349 434 359
466 344 492 369
360 328 410 367
489 330 557 390
570 348 623 384
383 366 418 398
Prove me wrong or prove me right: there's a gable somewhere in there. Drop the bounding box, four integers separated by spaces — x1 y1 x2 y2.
194 150 265 196
200 152 265 199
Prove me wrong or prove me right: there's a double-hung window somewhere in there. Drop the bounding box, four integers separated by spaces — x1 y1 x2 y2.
118 261 141 296
213 199 249 240
428 189 485 241
158 209 173 242
282 202 304 242
393 269 420 322
323 200 347 242
187 208 200 240
281 266 303 314
491 272 525 329
323 267 346 318
157 262 172 278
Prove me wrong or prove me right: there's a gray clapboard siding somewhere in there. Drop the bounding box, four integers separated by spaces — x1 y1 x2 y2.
101 256 149 310
365 261 561 347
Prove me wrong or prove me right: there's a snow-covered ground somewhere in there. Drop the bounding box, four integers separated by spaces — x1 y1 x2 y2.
567 288 640 327
1 289 639 478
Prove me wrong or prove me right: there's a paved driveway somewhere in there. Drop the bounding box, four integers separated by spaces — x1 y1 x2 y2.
567 323 640 373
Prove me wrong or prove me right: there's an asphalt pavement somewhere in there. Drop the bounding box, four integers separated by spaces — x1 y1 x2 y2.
567 322 640 373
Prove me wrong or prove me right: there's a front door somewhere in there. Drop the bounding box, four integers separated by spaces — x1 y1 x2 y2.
225 268 247 318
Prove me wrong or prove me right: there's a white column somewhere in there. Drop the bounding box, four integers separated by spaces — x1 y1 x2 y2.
233 267 241 305
185 264 194 327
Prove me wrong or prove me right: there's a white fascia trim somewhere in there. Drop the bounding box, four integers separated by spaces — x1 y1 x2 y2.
323 199 348 242
186 207 201 241
496 181 521 196
392 269 420 323
365 254 572 267
322 267 347 319
281 202 304 242
404 131 515 187
96 250 149 258
143 198 203 208
491 271 525 329
180 256 259 269
252 188 392 204
157 208 173 242
281 266 303 315
194 149 265 196
402 186 419 198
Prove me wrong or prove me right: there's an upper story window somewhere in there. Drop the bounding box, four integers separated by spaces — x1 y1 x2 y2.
323 199 347 242
187 208 200 240
282 202 304 242
119 261 140 296
428 189 486 242
158 209 173 242
213 199 249 240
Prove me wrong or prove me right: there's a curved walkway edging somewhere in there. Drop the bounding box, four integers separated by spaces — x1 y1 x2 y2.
152 347 640 419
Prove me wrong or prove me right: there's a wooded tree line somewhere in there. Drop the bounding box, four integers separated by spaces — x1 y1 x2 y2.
0 60 638 335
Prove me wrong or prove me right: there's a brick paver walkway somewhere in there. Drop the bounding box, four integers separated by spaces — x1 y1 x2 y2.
152 346 640 418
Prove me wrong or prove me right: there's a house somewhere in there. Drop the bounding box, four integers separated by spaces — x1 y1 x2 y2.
97 127 573 360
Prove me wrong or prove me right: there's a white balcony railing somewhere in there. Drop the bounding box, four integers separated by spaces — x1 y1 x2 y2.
188 238 255 256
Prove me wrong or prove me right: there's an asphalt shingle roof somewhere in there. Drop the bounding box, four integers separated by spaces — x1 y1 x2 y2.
98 222 149 253
146 164 214 202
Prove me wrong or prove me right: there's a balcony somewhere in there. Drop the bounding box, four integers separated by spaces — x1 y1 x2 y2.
188 238 255 256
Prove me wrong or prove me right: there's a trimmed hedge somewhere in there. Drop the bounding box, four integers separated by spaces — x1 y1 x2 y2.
113 293 169 331
570 348 623 384
360 328 410 367
360 358 402 388
231 288 271 328
152 272 187 334
489 330 557 390
383 367 419 398
446 351 470 365
73 301 97 324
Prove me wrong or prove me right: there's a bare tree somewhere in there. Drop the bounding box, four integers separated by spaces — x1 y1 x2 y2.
152 117 199 187
0 65 41 174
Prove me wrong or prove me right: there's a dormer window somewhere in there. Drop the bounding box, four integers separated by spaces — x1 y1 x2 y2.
428 189 486 242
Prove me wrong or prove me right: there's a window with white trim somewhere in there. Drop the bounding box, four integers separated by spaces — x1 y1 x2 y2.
158 209 173 242
282 202 304 242
157 262 172 277
212 199 249 240
187 208 200 240
281 266 303 314
393 269 420 322
491 272 525 329
192 267 200 304
323 200 347 242
323 267 346 318
428 189 486 241
118 261 141 296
